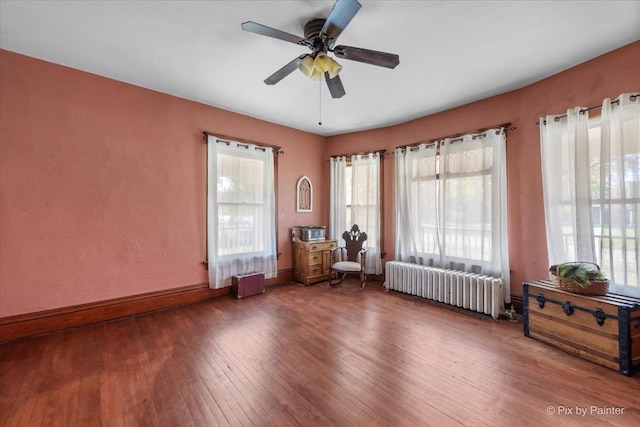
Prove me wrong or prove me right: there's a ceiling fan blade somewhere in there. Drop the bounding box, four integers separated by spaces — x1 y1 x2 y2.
264 56 305 85
321 0 362 46
333 45 400 69
325 73 346 99
242 21 305 45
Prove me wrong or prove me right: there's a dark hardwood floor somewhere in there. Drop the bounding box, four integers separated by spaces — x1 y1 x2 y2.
1 280 639 426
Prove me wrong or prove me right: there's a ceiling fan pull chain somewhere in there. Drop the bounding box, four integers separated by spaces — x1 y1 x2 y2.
318 77 323 126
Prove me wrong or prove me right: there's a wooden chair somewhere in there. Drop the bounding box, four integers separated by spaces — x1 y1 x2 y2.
329 224 368 289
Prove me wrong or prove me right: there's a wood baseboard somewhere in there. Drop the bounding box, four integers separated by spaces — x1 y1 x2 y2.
0 268 293 343
511 293 524 314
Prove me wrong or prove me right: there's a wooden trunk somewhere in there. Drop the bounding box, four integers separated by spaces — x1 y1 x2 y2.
231 272 265 299
523 280 640 376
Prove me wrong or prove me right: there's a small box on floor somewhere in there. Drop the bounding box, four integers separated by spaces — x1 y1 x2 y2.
231 272 265 299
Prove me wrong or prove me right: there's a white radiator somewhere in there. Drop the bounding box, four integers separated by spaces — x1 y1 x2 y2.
385 261 504 319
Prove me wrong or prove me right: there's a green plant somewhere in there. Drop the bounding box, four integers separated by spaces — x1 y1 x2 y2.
556 262 608 288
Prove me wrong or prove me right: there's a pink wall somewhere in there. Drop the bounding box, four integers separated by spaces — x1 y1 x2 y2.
2 40 638 317
325 40 640 299
0 50 325 317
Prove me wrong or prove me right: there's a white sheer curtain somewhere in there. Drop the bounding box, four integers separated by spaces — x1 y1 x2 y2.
329 156 347 242
540 107 596 263
207 136 277 289
395 143 439 263
395 129 510 302
598 95 640 296
351 154 383 275
540 93 640 297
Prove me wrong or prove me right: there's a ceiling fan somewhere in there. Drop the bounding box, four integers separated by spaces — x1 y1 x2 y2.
241 0 400 99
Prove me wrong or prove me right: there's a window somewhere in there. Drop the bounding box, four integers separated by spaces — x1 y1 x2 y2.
590 117 639 291
330 153 384 275
395 128 510 299
206 135 278 289
216 151 269 256
345 164 353 226
540 93 639 297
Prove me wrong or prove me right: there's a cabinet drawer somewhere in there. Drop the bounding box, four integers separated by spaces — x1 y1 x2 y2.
308 264 323 277
305 241 336 253
308 253 323 265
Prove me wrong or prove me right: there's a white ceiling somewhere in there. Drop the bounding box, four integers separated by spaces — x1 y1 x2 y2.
1 1 639 136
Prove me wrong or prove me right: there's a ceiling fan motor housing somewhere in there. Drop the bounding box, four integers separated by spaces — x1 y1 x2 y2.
304 19 329 53
304 18 325 40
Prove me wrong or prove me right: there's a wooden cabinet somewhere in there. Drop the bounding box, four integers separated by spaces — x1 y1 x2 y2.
524 280 640 376
293 239 336 285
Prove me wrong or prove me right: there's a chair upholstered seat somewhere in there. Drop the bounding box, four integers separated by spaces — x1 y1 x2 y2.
329 224 368 289
331 261 362 272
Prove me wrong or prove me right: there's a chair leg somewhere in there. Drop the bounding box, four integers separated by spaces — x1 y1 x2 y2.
328 271 344 287
360 272 367 290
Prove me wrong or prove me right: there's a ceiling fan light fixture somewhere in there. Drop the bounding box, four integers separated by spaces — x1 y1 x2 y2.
314 52 331 71
298 52 343 80
327 58 342 79
310 67 324 81
297 54 315 77
315 52 342 79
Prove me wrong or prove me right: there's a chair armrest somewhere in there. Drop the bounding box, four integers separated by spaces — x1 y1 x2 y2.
359 248 367 271
329 246 345 266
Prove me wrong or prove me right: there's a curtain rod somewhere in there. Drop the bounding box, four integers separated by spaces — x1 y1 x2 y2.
395 122 514 152
202 131 284 154
328 149 387 161
536 93 639 125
